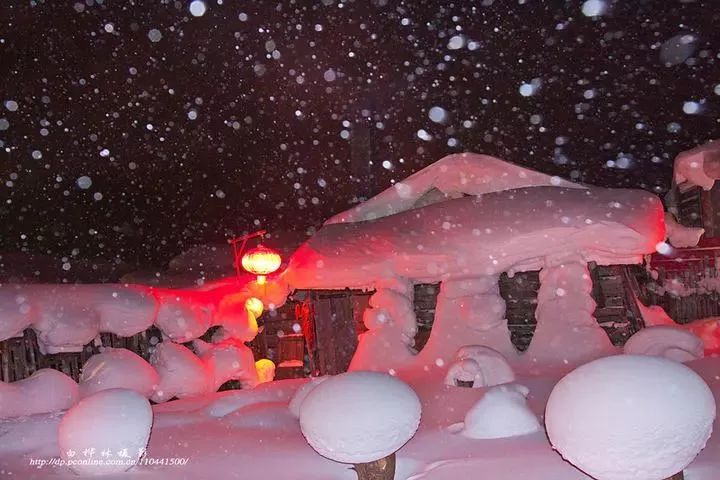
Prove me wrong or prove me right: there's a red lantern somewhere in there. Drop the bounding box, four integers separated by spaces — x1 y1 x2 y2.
241 244 282 284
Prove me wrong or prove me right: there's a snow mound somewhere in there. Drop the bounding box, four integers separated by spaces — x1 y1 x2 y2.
624 326 704 363
325 153 582 225
59 389 153 475
154 291 213 343
665 212 704 248
194 338 259 390
288 376 330 418
674 141 720 191
444 345 515 388
32 300 100 354
299 371 421 464
214 293 260 342
255 359 276 384
546 355 716 480
149 342 210 403
449 384 540 439
0 369 78 419
79 348 160 398
94 286 156 337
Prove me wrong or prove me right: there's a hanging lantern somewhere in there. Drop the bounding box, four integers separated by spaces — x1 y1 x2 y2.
241 244 282 284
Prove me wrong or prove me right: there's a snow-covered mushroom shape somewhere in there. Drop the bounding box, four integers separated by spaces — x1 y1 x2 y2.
624 326 704 363
449 384 540 439
288 376 329 418
444 345 515 388
545 355 716 480
299 371 421 480
59 388 152 475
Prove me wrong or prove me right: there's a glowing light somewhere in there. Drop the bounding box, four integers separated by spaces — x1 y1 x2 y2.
245 297 264 318
242 244 282 283
655 242 673 255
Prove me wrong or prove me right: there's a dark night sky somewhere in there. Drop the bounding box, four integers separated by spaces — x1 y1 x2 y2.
1 0 719 268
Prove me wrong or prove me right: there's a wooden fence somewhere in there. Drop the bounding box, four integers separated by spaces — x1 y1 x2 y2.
0 328 160 383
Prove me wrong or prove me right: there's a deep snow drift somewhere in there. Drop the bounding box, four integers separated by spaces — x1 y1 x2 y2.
1 355 718 480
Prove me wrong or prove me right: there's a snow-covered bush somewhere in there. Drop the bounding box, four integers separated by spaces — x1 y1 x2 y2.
149 341 210 403
59 388 152 475
449 384 540 439
624 326 704 363
546 355 716 480
299 371 421 479
79 348 160 399
0 369 78 419
444 345 514 388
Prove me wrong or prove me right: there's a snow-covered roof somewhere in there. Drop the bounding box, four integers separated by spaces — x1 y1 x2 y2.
325 153 582 225
284 154 665 290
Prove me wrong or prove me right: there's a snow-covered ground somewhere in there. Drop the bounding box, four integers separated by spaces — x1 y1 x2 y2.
1 356 718 480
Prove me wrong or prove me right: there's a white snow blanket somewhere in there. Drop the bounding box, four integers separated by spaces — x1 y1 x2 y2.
0 369 78 419
285 186 664 289
325 153 582 225
0 284 155 352
3 357 720 480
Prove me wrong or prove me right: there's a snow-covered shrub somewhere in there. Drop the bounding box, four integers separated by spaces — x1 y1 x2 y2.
59 389 152 475
79 348 160 399
299 371 421 477
449 384 540 439
444 345 514 388
0 369 78 419
149 341 210 403
546 355 716 480
624 326 704 363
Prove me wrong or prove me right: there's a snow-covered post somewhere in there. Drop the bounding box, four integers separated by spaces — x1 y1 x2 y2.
525 258 612 368
545 355 716 480
419 276 516 365
299 371 421 480
349 279 417 371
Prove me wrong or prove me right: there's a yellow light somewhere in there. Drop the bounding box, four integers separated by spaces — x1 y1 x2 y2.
245 297 264 318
